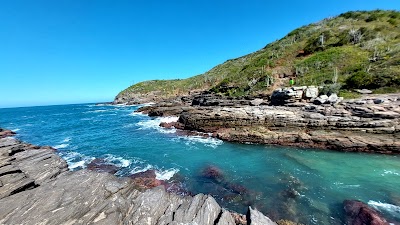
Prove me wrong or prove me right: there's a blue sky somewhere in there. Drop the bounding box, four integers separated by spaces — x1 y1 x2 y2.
0 0 399 108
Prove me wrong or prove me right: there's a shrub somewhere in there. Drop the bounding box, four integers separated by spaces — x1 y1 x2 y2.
320 83 342 95
345 71 374 89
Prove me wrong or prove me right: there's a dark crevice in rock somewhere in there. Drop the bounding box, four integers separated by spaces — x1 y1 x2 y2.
213 209 223 225
0 169 22 177
9 181 38 196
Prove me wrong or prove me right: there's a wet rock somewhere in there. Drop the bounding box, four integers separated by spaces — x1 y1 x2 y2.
130 169 165 189
0 129 16 138
343 200 389 225
160 121 184 130
87 158 120 174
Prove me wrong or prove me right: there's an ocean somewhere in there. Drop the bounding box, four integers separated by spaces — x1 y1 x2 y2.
1 103 399 224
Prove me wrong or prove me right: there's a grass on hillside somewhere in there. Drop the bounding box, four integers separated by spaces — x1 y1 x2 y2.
117 10 400 100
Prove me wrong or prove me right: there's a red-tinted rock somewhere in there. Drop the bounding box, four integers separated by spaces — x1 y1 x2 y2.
0 129 16 138
87 158 119 174
130 170 166 189
343 200 389 225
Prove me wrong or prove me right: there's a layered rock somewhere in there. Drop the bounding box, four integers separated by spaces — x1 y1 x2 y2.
178 97 400 153
0 130 276 225
136 93 400 154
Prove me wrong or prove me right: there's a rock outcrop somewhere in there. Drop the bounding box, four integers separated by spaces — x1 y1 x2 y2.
343 200 389 225
0 130 276 225
137 93 400 154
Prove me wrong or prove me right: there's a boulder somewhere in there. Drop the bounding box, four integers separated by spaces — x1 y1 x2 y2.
304 87 319 98
314 95 329 104
374 99 385 104
327 93 340 104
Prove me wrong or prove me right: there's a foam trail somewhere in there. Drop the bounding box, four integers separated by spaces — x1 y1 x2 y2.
156 168 179 180
368 201 400 218
104 154 132 167
136 116 179 134
181 136 223 149
11 128 20 132
54 143 69 149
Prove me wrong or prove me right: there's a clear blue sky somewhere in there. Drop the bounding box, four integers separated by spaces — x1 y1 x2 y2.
0 0 398 108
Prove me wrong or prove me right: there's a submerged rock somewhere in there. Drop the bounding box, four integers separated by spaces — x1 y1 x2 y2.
343 200 389 225
201 165 225 182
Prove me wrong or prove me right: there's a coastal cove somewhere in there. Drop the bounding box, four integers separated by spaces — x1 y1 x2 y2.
1 103 400 224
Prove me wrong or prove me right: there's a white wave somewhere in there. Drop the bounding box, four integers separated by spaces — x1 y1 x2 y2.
381 170 400 176
130 164 153 174
139 102 156 107
129 111 145 117
136 116 179 133
69 160 86 170
104 154 132 167
368 201 400 217
180 136 223 149
11 128 20 132
60 151 95 170
156 168 179 181
54 143 69 149
62 137 71 143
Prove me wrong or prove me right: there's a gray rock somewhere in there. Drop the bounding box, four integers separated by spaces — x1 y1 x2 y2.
305 87 319 98
217 209 236 225
250 98 264 106
373 99 385 104
247 206 277 225
0 135 242 225
314 95 329 104
327 93 339 104
355 89 373 94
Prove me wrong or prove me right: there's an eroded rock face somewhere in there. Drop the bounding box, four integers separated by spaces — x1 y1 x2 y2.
1 134 277 225
175 94 400 154
343 200 389 225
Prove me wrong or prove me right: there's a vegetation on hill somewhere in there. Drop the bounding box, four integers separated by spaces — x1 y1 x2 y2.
116 10 400 101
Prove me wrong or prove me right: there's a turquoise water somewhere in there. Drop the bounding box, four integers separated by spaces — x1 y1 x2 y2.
1 103 399 224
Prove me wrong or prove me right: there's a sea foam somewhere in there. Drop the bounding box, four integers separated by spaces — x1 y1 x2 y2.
156 168 179 180
368 200 400 218
104 154 132 167
136 116 179 134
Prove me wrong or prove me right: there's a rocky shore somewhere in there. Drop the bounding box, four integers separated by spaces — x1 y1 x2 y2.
0 129 279 225
135 91 400 154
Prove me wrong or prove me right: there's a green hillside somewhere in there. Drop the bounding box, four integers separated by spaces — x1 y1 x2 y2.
116 10 400 101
